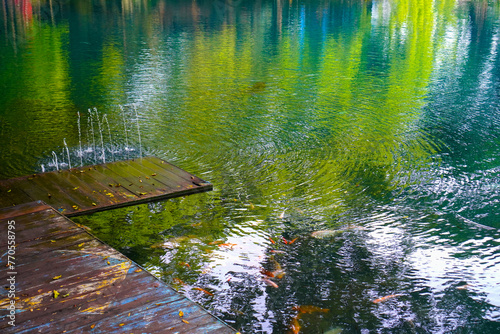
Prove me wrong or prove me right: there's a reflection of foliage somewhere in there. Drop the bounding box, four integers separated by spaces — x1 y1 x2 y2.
73 193 222 259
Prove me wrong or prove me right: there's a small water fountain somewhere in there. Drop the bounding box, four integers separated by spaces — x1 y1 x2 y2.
121 105 130 159
63 138 71 169
40 104 145 172
77 111 83 166
102 114 114 161
134 104 142 158
51 151 59 171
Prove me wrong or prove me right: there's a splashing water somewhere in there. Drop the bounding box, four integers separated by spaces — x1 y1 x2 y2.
77 111 83 166
94 107 106 163
63 138 71 169
102 114 114 161
120 105 129 159
134 104 142 158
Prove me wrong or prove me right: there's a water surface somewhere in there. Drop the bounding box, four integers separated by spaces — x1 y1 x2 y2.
1 0 500 333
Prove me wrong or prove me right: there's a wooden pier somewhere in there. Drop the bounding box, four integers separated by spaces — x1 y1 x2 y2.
0 156 212 216
0 201 236 333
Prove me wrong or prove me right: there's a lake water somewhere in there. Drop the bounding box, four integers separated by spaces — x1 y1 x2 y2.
1 0 500 333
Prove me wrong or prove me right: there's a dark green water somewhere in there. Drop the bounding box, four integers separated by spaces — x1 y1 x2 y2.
1 0 500 333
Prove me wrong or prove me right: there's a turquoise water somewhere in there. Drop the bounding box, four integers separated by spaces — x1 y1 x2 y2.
1 0 500 332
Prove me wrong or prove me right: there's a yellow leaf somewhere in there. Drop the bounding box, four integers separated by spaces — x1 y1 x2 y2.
92 203 97 206
134 269 142 273
52 275 62 280
179 310 184 317
78 243 84 247
62 293 69 298
50 240 56 243
181 319 189 324
107 261 110 265
91 324 95 329
119 324 125 326
53 290 59 298
73 187 79 190
72 205 79 210
7 189 11 192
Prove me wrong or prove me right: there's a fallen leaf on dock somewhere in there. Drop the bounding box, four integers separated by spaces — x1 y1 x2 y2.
52 275 62 280
179 310 184 317
182 319 189 324
53 290 59 298
134 269 142 273
372 294 403 303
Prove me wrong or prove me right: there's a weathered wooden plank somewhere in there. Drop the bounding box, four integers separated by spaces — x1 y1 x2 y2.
40 169 122 210
0 156 212 216
146 156 209 185
0 200 49 220
0 203 236 334
7 177 79 213
100 160 172 197
126 158 197 190
0 179 34 208
0 214 79 247
69 166 135 201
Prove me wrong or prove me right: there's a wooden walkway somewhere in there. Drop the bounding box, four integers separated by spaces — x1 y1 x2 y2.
0 201 236 333
0 156 212 217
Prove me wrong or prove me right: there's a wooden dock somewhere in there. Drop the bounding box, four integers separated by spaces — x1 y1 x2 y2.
0 156 212 216
0 201 236 333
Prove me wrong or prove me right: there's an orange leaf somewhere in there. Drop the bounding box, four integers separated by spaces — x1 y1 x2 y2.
179 310 184 317
182 319 189 324
269 237 276 244
289 238 298 244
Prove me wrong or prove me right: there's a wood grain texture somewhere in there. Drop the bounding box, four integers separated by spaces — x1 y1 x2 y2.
0 157 213 217
0 202 236 334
